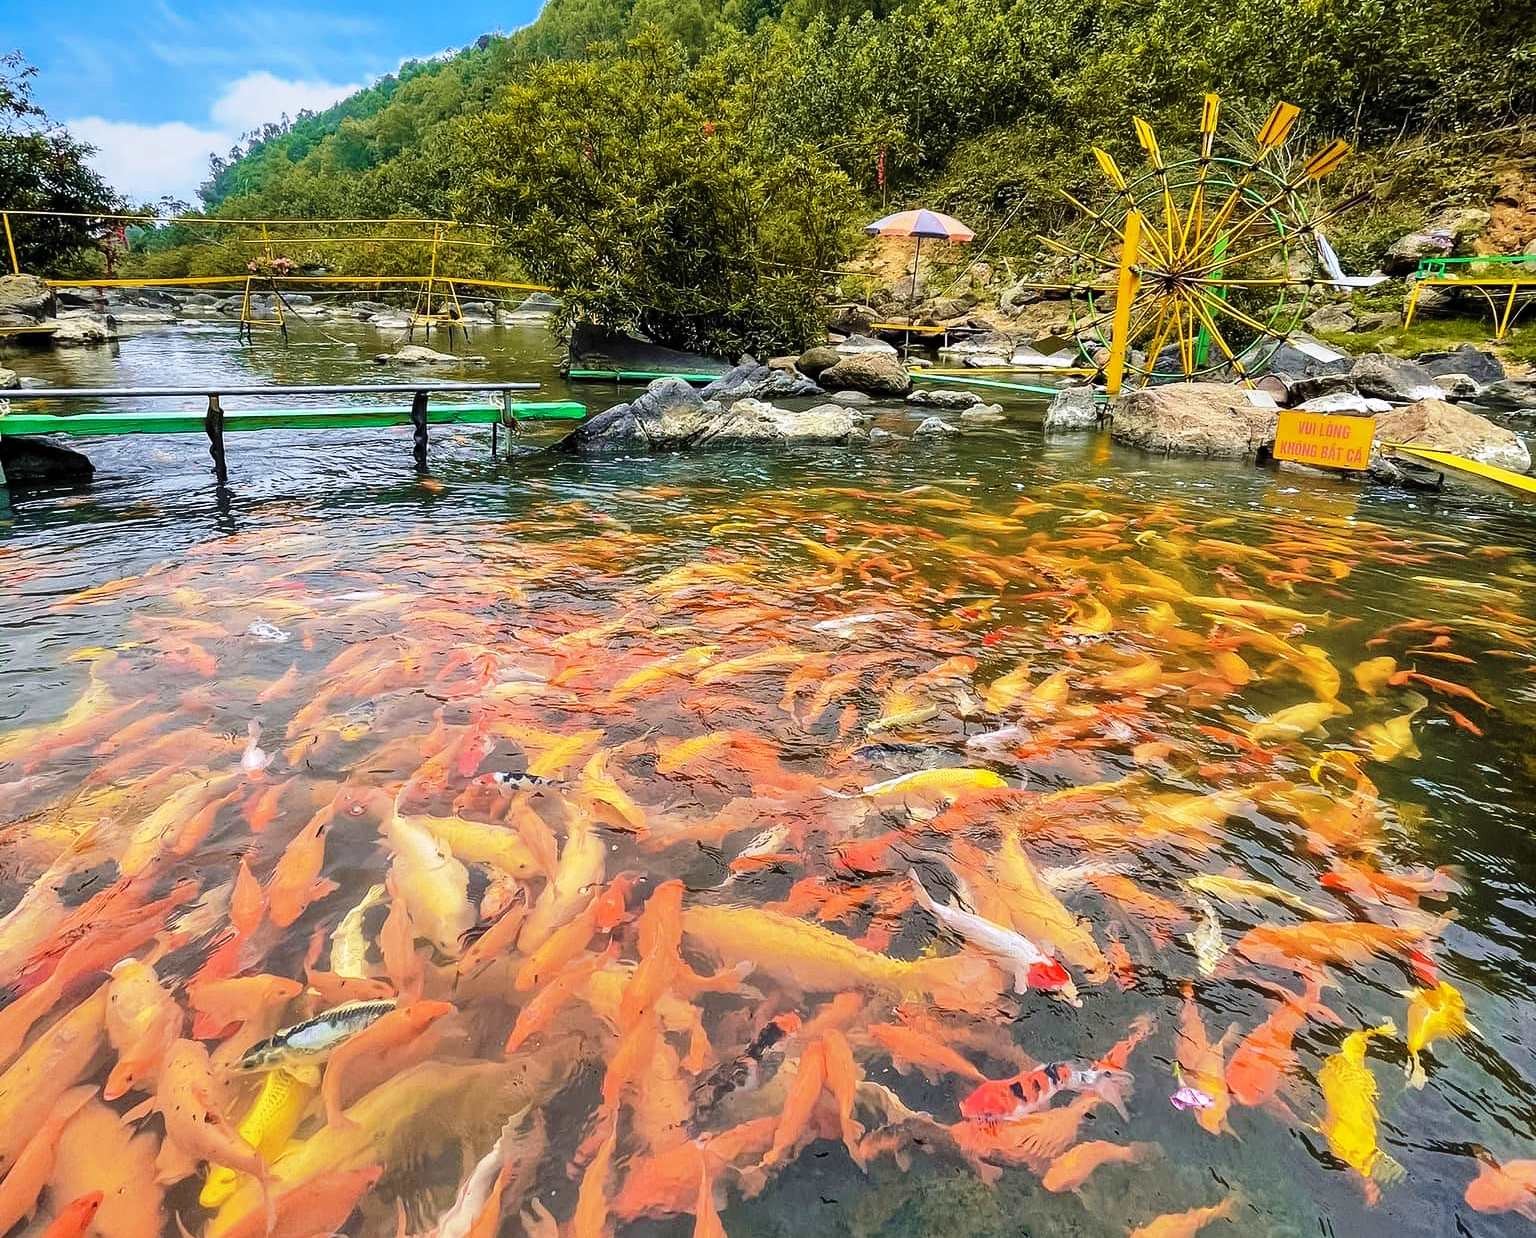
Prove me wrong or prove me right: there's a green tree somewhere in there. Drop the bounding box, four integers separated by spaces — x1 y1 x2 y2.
0 51 123 275
452 30 862 355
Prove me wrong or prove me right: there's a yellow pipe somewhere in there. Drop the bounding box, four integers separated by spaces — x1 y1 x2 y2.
44 274 554 291
1384 444 1536 495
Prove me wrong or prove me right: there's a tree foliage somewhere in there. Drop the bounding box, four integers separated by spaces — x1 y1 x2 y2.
0 51 123 275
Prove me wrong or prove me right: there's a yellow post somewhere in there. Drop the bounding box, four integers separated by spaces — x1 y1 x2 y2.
1105 210 1143 397
2 213 17 275
1402 281 1422 331
1498 284 1519 339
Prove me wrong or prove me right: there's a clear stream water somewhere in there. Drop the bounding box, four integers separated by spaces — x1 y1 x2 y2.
2 319 1536 1238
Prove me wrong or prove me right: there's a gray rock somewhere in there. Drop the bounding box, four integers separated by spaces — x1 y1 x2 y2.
1262 333 1352 379
1431 373 1480 400
959 404 1006 425
386 344 479 365
368 314 411 330
912 416 960 437
1351 309 1401 333
827 304 876 336
1305 302 1356 333
1472 379 1536 414
1415 344 1505 384
701 361 821 403
834 334 899 358
110 306 177 324
0 274 55 326
962 353 1011 368
1383 207 1490 275
937 331 1013 363
867 427 897 444
907 388 981 409
1300 392 1391 414
1371 397 1530 478
1284 373 1359 405
819 351 911 398
797 346 841 379
1350 353 1440 402
0 436 94 486
1110 382 1279 458
827 390 873 407
1044 386 1100 432
0 366 17 390
555 379 855 453
1295 393 1392 414
48 314 115 346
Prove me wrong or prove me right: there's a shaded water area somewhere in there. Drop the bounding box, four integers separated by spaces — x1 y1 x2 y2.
3 321 1536 1237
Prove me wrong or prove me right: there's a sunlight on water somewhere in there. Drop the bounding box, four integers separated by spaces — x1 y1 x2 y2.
2 323 1536 1238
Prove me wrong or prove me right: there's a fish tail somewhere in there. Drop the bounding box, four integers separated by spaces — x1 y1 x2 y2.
1372 1150 1405 1187
1092 1072 1133 1121
1405 1052 1427 1089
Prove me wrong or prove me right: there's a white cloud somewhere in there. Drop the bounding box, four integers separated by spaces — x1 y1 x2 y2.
65 117 229 204
66 71 362 204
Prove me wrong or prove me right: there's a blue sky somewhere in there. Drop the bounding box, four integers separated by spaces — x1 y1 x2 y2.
8 1 543 203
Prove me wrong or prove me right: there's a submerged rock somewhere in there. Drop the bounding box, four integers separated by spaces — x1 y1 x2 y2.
1044 386 1099 432
912 416 960 437
554 379 854 453
384 344 472 365
1473 379 1536 415
1110 382 1279 458
1372 397 1531 478
0 436 95 486
819 350 911 397
959 404 1006 425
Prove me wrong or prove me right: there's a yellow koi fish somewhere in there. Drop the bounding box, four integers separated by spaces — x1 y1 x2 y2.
1318 1020 1402 1204
1353 656 1398 695
1356 693 1427 763
1247 700 1350 744
858 768 1006 800
1403 981 1474 1088
981 662 1033 714
201 1068 315 1207
1186 873 1331 919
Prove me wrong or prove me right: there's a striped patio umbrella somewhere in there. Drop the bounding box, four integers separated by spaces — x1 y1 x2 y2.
865 209 975 326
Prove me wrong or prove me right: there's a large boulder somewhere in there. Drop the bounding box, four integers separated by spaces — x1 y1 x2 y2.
1472 379 1536 416
1415 344 1505 385
1372 397 1531 478
1043 386 1099 432
1305 302 1356 334
827 304 876 336
796 346 841 379
49 313 115 346
0 436 95 486
819 350 911 398
832 334 898 357
697 399 856 447
1349 353 1441 402
1283 373 1359 405
1110 383 1279 458
555 379 855 453
912 416 960 437
701 359 821 403
0 274 54 326
1383 207 1490 275
383 344 470 365
959 404 1007 425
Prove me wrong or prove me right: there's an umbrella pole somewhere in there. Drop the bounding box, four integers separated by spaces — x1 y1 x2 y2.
906 234 923 359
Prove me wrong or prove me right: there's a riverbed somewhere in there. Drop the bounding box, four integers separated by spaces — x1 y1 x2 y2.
2 319 1535 1238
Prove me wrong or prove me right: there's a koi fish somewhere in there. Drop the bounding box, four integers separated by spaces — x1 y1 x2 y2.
908 872 1077 1003
1226 974 1338 1108
1175 984 1238 1136
1234 919 1443 973
322 1000 454 1127
1184 896 1227 977
200 1069 315 1208
236 1000 397 1080
855 768 1008 800
267 803 338 928
328 883 386 979
0 1084 94 1235
103 957 182 1099
1042 1140 1156 1194
1465 1156 1536 1220
1128 1193 1242 1238
961 1014 1151 1124
1403 981 1474 1088
1318 1020 1402 1204
41 1191 103 1238
1186 872 1330 919
1247 700 1349 743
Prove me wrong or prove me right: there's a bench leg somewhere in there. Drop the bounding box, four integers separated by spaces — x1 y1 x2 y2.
205 394 228 485
411 390 429 468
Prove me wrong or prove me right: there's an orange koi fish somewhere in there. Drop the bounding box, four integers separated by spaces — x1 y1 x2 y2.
322 1000 454 1128
1042 1139 1156 1194
1129 1193 1242 1238
1175 984 1238 1136
1226 974 1338 1108
267 804 338 928
0 1084 94 1234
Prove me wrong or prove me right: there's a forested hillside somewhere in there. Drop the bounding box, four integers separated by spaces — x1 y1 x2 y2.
127 0 1536 354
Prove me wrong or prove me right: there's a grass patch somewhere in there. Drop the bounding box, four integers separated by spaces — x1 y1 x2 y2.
1313 315 1536 368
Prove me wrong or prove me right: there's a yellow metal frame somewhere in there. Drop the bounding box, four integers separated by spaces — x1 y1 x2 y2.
1383 443 1536 495
1056 96 1353 392
1403 275 1536 340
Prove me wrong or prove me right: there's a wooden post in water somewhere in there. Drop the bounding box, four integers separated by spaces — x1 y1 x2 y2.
204 394 228 484
410 389 429 467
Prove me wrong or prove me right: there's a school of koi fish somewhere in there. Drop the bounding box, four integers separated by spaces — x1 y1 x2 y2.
2 466 1535 1238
